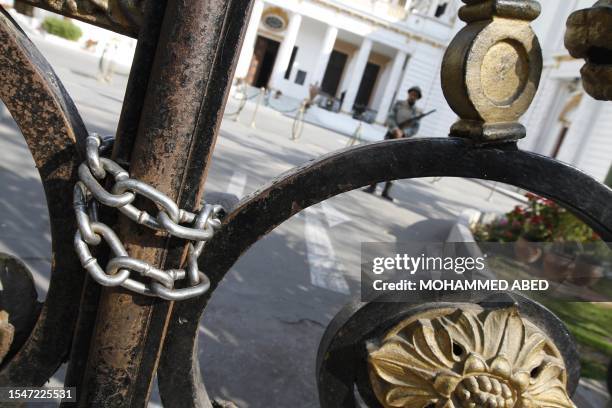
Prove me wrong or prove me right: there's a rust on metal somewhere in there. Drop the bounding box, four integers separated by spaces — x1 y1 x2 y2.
565 0 612 100
62 0 167 394
155 0 255 404
0 253 39 363
0 7 88 385
111 1 167 167
75 0 254 406
17 0 142 37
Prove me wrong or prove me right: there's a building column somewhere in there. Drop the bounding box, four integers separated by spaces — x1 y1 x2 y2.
428 0 441 17
269 12 303 89
341 38 373 113
235 0 265 79
311 25 339 87
375 50 407 123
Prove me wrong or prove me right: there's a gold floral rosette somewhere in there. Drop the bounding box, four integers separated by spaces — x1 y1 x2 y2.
368 306 575 408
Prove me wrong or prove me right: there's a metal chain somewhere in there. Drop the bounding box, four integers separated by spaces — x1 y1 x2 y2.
73 133 224 301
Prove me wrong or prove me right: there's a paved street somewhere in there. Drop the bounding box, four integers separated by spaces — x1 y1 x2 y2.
0 31 609 407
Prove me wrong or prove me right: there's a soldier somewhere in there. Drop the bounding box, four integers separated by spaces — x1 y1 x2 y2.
364 86 423 201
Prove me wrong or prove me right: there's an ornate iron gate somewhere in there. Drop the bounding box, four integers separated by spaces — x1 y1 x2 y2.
0 0 610 407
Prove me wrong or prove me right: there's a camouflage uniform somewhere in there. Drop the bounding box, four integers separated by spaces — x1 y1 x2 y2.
387 100 422 138
366 99 423 198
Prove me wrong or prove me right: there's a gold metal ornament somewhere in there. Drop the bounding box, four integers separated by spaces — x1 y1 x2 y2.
565 0 612 101
261 6 290 32
0 311 14 364
441 1 543 144
368 305 576 408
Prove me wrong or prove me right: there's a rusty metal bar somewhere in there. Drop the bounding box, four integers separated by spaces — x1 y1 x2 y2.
74 0 253 406
17 0 141 37
0 7 88 386
156 0 254 405
62 0 168 397
112 0 168 167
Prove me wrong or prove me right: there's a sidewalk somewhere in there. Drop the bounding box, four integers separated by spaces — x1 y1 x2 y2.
229 85 388 142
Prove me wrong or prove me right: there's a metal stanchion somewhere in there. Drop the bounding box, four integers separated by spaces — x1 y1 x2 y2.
223 83 261 121
487 181 499 201
291 101 306 141
346 121 364 147
264 87 272 106
231 83 248 122
250 87 265 129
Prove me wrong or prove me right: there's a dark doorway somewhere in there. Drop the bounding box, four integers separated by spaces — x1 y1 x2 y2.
247 36 280 88
284 47 298 80
551 126 569 159
353 62 381 111
435 2 448 18
321 50 348 97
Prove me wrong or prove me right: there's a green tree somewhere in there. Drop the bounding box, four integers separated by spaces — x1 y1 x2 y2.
41 17 82 42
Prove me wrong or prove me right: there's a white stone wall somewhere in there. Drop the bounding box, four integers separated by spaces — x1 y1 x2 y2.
556 97 610 181
519 0 612 182
274 17 329 100
370 61 392 112
233 0 611 181
574 103 612 181
520 66 560 153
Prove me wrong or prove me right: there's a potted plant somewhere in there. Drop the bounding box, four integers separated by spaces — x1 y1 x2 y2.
472 215 521 243
472 192 610 286
569 241 610 286
548 210 604 286
513 194 558 263
514 234 543 264
540 242 575 283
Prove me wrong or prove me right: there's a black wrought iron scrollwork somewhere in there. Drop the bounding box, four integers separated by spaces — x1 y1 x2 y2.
157 0 612 406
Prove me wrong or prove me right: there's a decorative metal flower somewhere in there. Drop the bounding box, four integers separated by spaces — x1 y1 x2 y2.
368 306 576 408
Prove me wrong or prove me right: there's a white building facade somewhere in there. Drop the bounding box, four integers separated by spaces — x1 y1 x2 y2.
521 0 612 184
234 0 460 135
235 0 611 184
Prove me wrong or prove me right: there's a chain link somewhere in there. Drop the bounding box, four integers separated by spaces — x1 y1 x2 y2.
73 134 223 301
